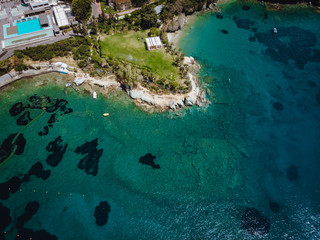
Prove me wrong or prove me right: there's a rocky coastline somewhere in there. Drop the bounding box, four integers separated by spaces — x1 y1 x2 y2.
0 56 209 112
126 56 209 111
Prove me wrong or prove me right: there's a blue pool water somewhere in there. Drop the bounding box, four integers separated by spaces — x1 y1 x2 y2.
0 2 320 240
3 18 44 39
16 18 42 35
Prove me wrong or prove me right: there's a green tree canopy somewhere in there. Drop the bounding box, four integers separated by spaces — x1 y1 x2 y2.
72 0 92 22
131 0 149 7
140 6 158 30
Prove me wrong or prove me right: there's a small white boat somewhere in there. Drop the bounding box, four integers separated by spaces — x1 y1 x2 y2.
102 113 109 117
65 83 71 87
93 91 97 99
273 28 277 33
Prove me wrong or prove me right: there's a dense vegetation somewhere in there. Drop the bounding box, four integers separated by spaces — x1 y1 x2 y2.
14 37 87 61
161 0 216 20
131 0 149 7
72 0 92 22
0 37 95 75
97 4 160 33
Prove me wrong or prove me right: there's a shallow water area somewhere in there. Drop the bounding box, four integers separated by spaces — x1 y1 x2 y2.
0 2 320 239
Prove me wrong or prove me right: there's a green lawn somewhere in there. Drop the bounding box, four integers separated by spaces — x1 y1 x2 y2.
100 32 180 80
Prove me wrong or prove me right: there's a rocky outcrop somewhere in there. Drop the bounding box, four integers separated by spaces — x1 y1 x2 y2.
182 56 201 74
164 14 187 32
127 56 209 111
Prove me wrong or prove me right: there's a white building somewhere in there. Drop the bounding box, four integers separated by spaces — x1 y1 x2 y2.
23 0 57 9
53 6 69 29
145 37 162 51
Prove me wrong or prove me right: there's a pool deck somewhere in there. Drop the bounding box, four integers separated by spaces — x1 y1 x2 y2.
2 15 53 48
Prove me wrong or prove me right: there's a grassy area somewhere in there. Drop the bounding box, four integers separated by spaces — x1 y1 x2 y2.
100 31 180 81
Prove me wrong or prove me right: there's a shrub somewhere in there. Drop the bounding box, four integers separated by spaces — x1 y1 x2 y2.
78 60 88 68
15 63 28 72
148 27 160 37
14 50 24 59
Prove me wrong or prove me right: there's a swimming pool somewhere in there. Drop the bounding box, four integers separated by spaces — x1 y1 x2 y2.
3 16 50 39
2 16 53 48
16 18 43 35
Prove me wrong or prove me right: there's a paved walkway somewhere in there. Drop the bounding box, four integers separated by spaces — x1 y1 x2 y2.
91 1 99 18
96 1 102 16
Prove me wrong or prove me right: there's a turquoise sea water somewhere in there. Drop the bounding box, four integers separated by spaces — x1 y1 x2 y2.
1 2 320 239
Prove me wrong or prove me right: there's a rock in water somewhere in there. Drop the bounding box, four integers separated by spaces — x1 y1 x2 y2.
94 201 111 226
16 228 57 240
286 165 300 181
242 5 250 10
0 133 26 164
10 95 73 137
269 201 280 213
241 208 270 235
255 26 318 69
75 138 103 176
249 36 256 42
23 162 51 182
216 14 223 19
0 203 12 231
16 201 40 229
233 17 254 30
139 153 160 169
17 111 32 125
307 80 316 88
9 102 25 116
273 102 283 111
45 136 68 167
0 177 22 200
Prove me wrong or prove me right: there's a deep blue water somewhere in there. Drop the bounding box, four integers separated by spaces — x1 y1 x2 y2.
180 2 320 238
0 2 320 239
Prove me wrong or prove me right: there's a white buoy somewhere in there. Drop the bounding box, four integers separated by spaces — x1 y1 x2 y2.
93 91 97 99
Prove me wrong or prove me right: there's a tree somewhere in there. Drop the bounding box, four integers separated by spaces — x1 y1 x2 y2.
131 0 149 7
140 6 158 30
78 60 88 68
15 63 28 72
148 27 160 37
160 31 168 44
14 50 24 59
90 20 98 35
79 24 88 36
71 24 79 35
72 0 92 22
